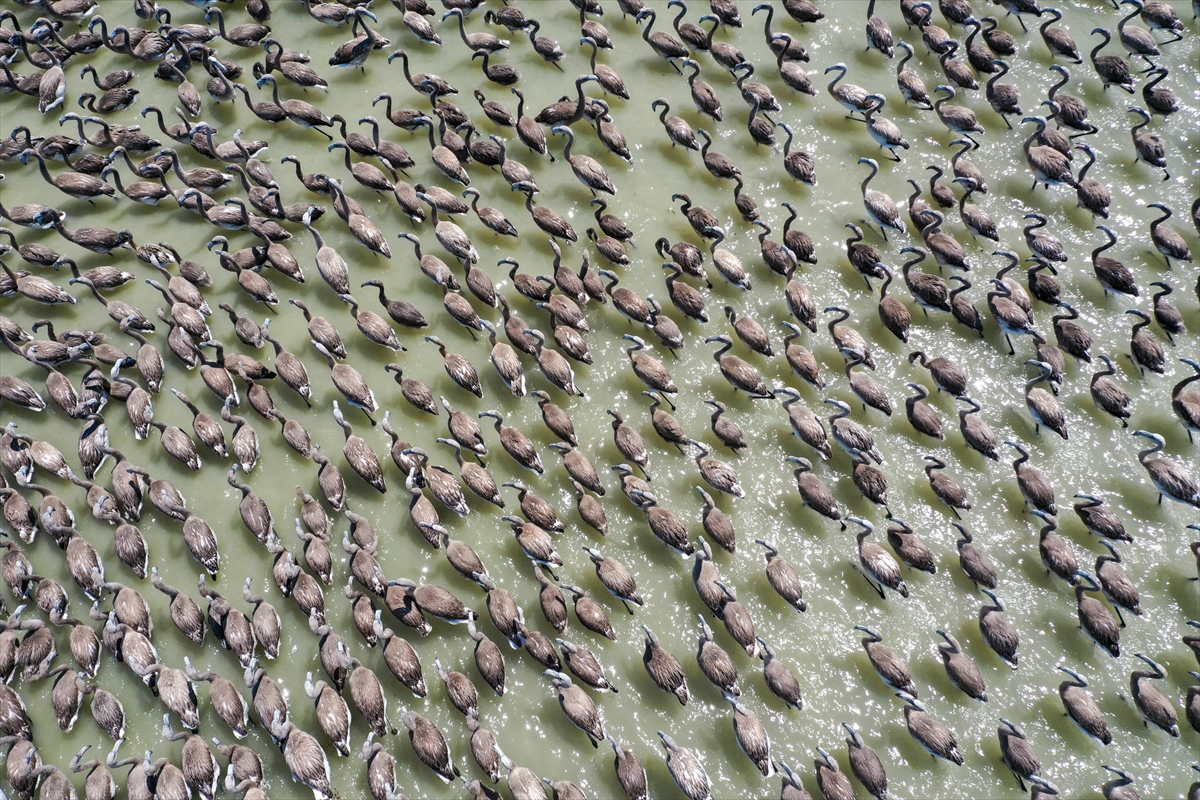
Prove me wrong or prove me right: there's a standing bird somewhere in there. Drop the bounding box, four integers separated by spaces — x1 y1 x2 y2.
270 710 334 800
1129 106 1168 180
1073 492 1130 542
1127 310 1164 376
609 409 651 478
1007 441 1056 515
584 545 642 613
786 456 842 525
858 158 904 240
552 123 615 196
1133 430 1199 507
854 623 916 695
779 761 815 800
726 697 774 777
1057 667 1112 744
820 398 878 467
1024 361 1068 439
657 731 712 800
979 589 1019 668
843 723 888 800
1089 27 1135 92
896 41 933 108
879 268 912 342
897 692 964 765
863 95 910 161
924 456 970 516
1074 143 1111 217
998 719 1042 791
1096 541 1141 625
332 402 385 494
906 384 944 440
826 63 872 119
1172 360 1200 442
1117 0 1162 68
935 629 988 702
1130 653 1179 737
1041 9 1081 62
636 9 691 73
814 747 854 800
756 539 807 612
690 439 745 499
652 97 699 150
696 614 740 697
757 638 803 710
865 0 894 57
608 736 648 800
845 223 886 288
1021 116 1075 190
401 711 458 784
1075 572 1121 657
546 670 605 747
642 625 689 705
1148 282 1185 344
1145 203 1192 268
1102 766 1143 800
850 517 908 599
955 524 998 589
1092 226 1138 298
934 84 984 139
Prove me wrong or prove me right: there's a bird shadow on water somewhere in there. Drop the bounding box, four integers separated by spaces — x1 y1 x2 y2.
1037 691 1098 747
976 730 1022 789
537 691 604 755
1000 483 1039 523
1158 565 1198 612
838 560 888 605
1000 402 1038 440
778 490 826 536
881 717 949 776
909 649 948 697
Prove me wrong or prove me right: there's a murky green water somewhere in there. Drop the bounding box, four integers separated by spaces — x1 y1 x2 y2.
1 1 1198 798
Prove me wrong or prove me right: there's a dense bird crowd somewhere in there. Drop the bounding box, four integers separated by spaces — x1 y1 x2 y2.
0 0 1197 799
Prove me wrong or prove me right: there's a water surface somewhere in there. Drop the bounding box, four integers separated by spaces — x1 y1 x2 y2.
1 1 1198 799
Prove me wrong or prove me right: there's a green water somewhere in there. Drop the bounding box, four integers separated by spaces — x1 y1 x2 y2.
1 1 1198 798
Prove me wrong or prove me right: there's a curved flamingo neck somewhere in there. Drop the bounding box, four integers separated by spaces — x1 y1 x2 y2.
640 11 656 40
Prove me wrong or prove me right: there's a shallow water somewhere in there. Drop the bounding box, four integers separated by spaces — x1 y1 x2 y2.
1 1 1198 798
